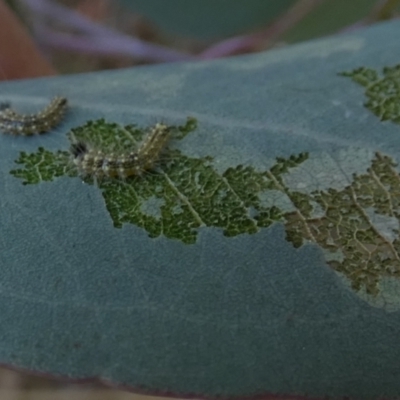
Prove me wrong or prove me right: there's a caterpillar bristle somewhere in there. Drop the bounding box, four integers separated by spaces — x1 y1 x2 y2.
70 141 88 158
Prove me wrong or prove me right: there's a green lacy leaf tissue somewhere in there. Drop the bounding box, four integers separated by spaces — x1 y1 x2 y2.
9 64 400 303
340 64 400 123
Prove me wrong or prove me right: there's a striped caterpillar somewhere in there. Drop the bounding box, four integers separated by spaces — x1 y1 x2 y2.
0 96 68 135
70 122 171 180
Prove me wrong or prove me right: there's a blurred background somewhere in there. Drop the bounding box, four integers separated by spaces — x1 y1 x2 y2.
1 0 400 80
0 0 399 398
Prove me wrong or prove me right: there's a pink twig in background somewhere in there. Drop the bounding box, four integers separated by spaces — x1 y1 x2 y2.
33 24 187 60
199 0 326 59
19 0 393 65
18 0 195 62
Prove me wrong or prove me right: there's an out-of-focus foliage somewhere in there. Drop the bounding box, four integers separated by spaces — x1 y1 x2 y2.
284 0 379 43
118 0 388 44
117 0 296 40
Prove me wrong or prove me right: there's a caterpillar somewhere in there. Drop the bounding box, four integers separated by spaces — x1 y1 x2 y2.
70 122 170 180
0 96 68 135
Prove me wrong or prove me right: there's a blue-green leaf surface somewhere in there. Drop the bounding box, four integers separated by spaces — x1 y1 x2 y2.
2 20 400 400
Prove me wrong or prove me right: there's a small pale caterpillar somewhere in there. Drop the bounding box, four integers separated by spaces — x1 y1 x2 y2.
0 96 68 135
70 122 170 180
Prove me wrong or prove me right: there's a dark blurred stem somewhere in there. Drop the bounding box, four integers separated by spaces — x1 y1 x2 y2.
19 0 195 62
200 0 326 59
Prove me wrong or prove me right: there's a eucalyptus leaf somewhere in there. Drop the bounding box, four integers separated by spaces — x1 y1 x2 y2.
2 20 400 400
